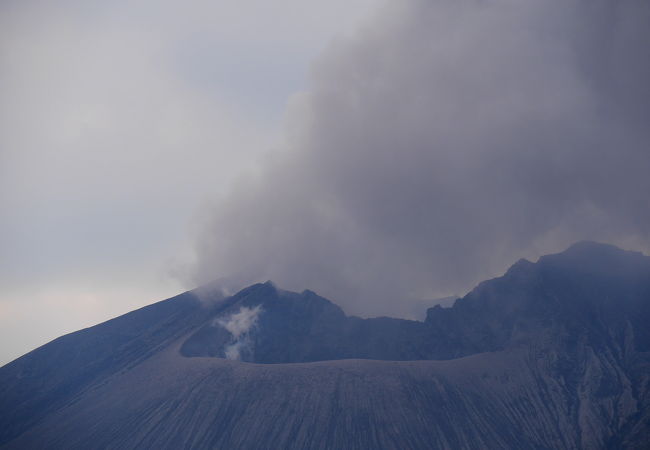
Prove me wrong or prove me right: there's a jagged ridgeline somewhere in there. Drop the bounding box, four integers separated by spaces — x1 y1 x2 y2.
1 242 649 449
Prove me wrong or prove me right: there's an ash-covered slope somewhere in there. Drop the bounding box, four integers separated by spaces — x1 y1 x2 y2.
0 287 214 446
1 242 650 449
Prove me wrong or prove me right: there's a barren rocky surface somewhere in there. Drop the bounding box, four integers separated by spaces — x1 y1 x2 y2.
1 242 649 449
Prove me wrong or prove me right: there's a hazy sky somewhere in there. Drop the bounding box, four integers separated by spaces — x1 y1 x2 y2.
2 0 649 365
0 0 378 365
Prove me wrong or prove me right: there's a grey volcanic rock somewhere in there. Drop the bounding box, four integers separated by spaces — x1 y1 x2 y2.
180 284 444 363
1 241 649 449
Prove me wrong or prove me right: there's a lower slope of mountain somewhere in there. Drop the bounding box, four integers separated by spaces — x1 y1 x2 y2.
1 242 649 449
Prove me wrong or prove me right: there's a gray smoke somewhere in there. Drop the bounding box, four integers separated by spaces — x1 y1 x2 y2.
191 0 650 317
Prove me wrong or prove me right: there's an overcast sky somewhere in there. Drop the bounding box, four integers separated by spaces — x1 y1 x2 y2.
2 0 650 365
0 0 379 365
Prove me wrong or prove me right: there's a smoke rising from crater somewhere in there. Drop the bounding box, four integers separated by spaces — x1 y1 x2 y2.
216 305 263 360
192 0 650 317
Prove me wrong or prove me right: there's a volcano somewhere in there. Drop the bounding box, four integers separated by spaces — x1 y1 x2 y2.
1 242 649 449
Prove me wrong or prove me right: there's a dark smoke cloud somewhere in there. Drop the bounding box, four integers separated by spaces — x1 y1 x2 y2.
191 0 650 317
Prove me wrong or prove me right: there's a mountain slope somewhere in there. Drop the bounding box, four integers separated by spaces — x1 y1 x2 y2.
0 349 589 449
1 241 649 449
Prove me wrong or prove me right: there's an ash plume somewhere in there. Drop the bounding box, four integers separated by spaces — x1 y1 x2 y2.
191 0 650 317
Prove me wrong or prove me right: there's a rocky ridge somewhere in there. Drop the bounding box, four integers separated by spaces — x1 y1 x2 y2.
0 241 649 449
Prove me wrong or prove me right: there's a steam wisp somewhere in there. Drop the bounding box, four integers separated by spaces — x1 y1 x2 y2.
215 305 263 360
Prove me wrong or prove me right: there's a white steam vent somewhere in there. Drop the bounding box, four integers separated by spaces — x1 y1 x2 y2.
215 305 263 360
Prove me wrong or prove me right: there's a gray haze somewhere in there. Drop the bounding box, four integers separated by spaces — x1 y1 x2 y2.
192 0 650 317
0 0 378 365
